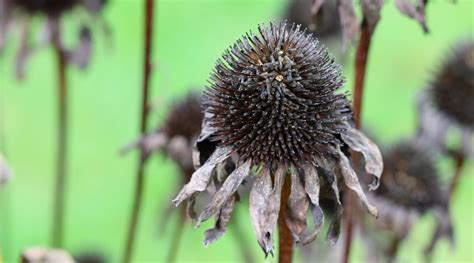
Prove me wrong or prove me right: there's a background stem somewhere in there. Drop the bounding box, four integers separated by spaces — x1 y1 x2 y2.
448 151 465 199
278 177 293 263
342 18 374 263
52 22 68 248
122 0 155 262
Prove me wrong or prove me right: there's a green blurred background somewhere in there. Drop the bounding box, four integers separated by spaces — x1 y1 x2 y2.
0 0 473 262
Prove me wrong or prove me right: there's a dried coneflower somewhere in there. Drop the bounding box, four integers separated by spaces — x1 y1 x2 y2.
0 0 108 78
417 39 473 196
173 22 383 257
364 140 452 260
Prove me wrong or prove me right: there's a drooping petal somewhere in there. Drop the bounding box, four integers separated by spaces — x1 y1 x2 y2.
173 146 232 206
66 26 91 69
341 126 383 190
193 111 218 169
167 136 193 170
249 166 286 257
186 195 198 220
301 165 325 245
337 150 378 217
196 160 251 226
119 132 168 157
203 195 236 246
337 0 359 47
395 0 429 33
285 168 310 242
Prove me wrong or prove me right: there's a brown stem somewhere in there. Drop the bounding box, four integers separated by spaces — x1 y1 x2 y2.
278 177 293 263
448 151 466 199
166 204 186 263
122 0 155 262
342 18 375 263
52 21 68 248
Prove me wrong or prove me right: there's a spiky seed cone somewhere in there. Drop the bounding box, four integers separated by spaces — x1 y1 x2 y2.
160 93 203 142
205 22 351 169
432 40 474 128
377 141 446 212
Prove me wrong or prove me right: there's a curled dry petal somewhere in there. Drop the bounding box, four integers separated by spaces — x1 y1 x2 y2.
196 160 251 226
285 168 310 242
361 0 383 33
193 112 218 169
341 126 383 190
173 146 232 206
337 150 378 218
301 165 325 244
337 0 359 47
203 195 236 246
249 166 286 257
0 154 12 186
395 0 429 33
317 166 343 245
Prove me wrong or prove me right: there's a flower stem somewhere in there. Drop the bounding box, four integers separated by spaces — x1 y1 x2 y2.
342 18 374 263
122 0 155 262
52 21 68 248
448 150 466 199
278 176 293 263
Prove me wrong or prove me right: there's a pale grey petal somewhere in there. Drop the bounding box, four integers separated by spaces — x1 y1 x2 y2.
203 195 236 246
285 168 310 242
67 26 91 69
395 0 429 33
173 146 232 206
341 126 383 190
337 0 359 48
119 132 168 156
301 165 324 244
337 150 378 217
249 166 286 256
0 154 12 186
193 111 218 169
167 135 193 170
196 160 251 226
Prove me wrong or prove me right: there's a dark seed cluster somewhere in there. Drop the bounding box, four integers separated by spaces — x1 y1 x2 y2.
159 92 203 143
204 22 351 168
432 40 474 128
376 142 446 212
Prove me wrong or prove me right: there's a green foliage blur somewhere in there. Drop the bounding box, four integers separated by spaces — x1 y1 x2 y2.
0 0 472 262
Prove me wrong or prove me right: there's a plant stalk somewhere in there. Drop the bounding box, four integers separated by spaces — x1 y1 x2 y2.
122 0 155 262
278 177 293 263
342 18 374 263
448 151 466 199
52 21 68 248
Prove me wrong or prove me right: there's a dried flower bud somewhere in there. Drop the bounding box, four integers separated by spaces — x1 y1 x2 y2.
173 22 383 256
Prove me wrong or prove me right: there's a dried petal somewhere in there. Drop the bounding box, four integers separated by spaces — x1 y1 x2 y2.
173 146 232 206
67 26 92 69
186 195 198 220
167 136 193 170
196 160 251 226
317 166 343 245
341 126 383 190
395 0 429 33
300 165 324 244
285 168 310 241
337 0 359 47
193 112 218 169
361 0 383 33
119 132 168 157
337 150 378 217
203 196 236 246
249 166 286 257
0 154 12 186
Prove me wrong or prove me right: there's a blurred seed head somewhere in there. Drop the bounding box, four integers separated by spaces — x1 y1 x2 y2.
174 22 383 256
432 40 474 128
376 140 447 212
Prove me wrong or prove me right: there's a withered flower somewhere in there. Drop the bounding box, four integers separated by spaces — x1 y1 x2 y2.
0 0 108 79
365 140 452 260
0 153 12 186
173 22 383 256
417 40 474 158
284 0 341 38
